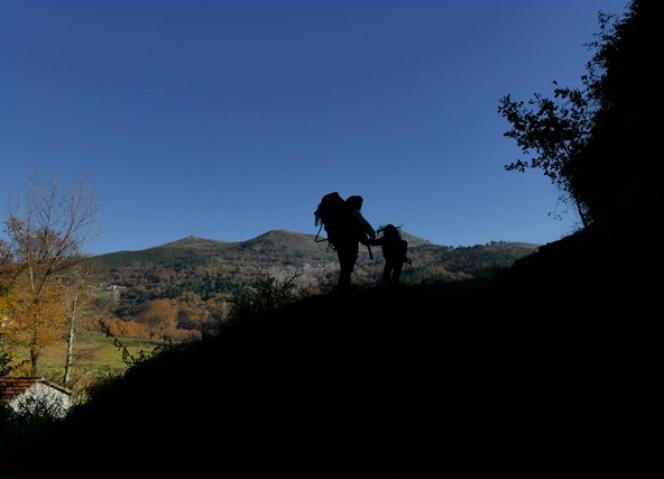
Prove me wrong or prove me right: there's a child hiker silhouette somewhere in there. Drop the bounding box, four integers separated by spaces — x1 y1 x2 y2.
371 224 411 286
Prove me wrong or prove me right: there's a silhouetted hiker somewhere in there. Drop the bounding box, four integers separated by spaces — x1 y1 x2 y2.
371 224 411 286
315 193 376 290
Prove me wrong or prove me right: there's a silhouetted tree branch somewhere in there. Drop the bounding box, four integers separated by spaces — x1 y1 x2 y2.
499 0 656 227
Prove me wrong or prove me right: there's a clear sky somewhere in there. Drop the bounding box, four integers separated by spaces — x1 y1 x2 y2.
1 0 629 254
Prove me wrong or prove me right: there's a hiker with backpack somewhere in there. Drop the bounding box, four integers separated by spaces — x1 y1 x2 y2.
371 224 411 286
314 193 376 290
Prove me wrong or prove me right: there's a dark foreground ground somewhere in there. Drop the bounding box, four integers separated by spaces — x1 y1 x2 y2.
1 221 660 478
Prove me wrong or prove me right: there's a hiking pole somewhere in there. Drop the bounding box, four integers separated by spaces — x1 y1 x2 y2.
314 224 327 243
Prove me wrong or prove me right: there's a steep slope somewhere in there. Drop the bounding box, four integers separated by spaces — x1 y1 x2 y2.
5 250 658 477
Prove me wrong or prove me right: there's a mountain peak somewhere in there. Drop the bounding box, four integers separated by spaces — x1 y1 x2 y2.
159 235 227 248
252 229 311 240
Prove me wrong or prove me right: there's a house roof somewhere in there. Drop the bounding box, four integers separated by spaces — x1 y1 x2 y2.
0 377 72 405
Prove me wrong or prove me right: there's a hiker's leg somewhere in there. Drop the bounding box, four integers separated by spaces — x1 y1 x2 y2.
383 263 392 285
393 262 403 286
338 250 351 288
338 241 358 288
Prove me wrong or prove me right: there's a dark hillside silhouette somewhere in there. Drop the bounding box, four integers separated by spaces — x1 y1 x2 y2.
2 251 658 477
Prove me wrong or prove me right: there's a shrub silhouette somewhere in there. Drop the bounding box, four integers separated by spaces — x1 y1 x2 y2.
229 272 299 321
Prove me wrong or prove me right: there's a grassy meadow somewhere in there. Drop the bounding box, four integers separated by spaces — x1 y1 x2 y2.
11 333 163 396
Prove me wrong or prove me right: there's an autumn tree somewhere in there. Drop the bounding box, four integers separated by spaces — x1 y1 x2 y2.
1 254 16 377
136 298 178 340
3 174 98 375
1 241 17 376
101 316 150 339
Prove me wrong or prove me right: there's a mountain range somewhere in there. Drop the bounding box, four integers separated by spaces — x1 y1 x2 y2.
90 230 539 304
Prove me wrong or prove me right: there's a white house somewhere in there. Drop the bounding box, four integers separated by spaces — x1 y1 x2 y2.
0 377 72 418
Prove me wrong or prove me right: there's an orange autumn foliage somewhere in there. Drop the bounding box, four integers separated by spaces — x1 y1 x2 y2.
103 317 151 339
135 299 179 340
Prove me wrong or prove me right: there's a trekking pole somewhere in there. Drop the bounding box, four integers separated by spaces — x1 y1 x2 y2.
314 223 326 243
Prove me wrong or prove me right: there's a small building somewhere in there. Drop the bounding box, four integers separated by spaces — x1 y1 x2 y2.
0 377 72 418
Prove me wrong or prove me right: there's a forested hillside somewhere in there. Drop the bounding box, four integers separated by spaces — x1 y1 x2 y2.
88 230 537 339
93 229 537 297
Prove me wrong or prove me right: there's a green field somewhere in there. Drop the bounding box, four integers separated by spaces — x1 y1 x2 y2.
11 333 163 395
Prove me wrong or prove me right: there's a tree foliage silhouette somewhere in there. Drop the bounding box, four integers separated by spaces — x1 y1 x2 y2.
499 0 657 226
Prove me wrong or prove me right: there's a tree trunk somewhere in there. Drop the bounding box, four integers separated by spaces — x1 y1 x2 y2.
29 332 40 377
63 295 77 385
575 197 589 228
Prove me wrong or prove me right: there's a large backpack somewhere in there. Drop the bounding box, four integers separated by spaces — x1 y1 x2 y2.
314 192 351 248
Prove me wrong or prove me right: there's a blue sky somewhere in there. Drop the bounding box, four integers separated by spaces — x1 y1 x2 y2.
1 0 629 253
